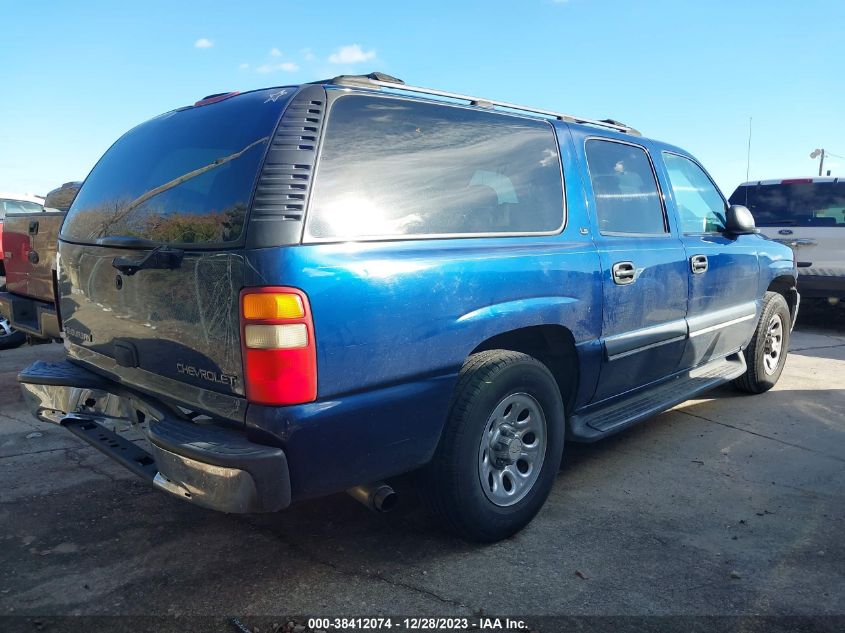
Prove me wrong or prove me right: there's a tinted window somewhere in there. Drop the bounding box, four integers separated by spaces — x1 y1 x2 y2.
585 140 666 235
663 153 726 233
62 88 294 245
729 182 845 227
306 96 563 240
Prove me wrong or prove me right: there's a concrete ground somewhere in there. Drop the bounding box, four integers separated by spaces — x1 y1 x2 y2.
0 306 843 624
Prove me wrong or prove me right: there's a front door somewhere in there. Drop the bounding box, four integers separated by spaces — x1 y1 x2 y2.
579 136 689 403
659 152 760 368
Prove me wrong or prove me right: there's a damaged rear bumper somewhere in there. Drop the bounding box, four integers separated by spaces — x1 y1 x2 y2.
18 359 291 513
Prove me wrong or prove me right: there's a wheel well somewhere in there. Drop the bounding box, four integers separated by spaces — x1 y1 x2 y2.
768 276 798 321
470 325 579 412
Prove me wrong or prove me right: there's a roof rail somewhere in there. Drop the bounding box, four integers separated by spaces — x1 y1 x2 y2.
324 72 641 136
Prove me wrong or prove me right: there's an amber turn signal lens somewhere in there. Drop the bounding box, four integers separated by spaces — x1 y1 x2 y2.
242 293 304 320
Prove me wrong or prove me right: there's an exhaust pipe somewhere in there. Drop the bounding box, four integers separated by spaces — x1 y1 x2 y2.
347 482 397 513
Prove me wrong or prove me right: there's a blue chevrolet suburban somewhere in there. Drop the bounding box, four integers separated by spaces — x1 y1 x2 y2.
18 73 798 542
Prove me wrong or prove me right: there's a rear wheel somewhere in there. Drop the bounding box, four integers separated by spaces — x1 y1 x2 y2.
423 350 565 542
733 292 791 394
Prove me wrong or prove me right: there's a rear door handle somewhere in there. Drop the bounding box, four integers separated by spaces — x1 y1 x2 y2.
28 220 39 235
690 254 708 274
612 261 636 285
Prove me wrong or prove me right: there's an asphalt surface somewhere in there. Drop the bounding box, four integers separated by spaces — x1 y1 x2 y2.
0 306 843 626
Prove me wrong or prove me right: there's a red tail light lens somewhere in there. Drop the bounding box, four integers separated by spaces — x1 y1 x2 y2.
240 286 317 406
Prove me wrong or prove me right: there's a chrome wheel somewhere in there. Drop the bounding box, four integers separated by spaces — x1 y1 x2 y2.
478 392 546 507
763 313 784 375
0 316 13 338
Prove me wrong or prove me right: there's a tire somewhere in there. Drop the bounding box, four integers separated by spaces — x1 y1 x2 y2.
422 350 565 543
733 292 791 394
0 315 26 350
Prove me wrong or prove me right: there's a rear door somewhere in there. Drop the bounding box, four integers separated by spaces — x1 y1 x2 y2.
660 152 760 368
730 179 845 296
577 135 689 403
57 88 296 413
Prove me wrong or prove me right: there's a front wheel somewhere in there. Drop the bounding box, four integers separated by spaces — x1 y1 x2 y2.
422 350 565 543
733 292 791 394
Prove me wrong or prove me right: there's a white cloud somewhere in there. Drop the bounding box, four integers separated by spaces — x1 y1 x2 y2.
194 38 213 49
238 63 249 70
301 47 315 61
270 47 282 57
256 62 300 74
328 44 376 64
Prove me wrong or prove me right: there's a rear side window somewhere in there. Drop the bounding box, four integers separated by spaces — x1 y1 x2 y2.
729 182 845 227
62 88 293 246
585 139 666 236
305 95 563 241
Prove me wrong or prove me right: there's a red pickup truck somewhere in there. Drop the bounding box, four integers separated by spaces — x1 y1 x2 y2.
0 183 80 348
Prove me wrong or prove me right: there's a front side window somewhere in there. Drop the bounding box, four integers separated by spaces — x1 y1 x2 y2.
663 153 726 234
585 140 666 235
306 95 564 240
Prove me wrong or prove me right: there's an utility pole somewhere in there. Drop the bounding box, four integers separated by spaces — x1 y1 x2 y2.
810 148 825 176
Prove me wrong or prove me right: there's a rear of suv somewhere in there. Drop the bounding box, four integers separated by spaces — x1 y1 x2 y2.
730 178 845 306
16 74 797 542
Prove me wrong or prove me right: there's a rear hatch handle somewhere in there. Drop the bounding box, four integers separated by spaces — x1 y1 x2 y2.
111 244 185 276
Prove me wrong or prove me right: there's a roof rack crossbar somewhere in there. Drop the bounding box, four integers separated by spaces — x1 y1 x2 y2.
329 74 639 135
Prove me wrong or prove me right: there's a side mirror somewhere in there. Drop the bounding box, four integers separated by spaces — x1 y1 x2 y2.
724 205 759 235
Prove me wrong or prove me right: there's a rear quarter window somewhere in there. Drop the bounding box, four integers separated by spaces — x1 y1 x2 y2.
305 95 564 241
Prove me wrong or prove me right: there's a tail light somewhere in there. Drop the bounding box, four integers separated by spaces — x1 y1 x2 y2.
0 222 4 260
240 287 317 406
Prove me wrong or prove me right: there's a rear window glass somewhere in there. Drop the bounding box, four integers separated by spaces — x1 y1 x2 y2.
1 199 43 217
729 182 845 227
62 88 293 245
306 95 563 240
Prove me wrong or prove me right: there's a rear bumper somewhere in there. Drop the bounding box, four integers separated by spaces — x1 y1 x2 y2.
797 274 845 300
0 291 61 339
18 359 291 513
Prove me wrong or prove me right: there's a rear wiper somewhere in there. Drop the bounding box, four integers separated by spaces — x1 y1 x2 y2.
757 220 797 226
112 245 184 276
120 136 269 215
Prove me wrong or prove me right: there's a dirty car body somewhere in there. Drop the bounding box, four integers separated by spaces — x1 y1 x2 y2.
17 76 798 537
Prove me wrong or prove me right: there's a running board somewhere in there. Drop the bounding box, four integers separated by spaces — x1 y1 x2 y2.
569 354 747 442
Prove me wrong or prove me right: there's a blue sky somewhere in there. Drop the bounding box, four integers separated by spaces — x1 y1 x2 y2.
1 0 843 197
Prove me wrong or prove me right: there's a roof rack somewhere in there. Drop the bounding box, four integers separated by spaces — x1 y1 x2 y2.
325 72 641 136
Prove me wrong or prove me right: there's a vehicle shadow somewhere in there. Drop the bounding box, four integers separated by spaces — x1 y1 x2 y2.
794 301 845 334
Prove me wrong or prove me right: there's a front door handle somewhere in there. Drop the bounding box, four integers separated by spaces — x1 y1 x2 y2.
690 254 708 274
612 261 636 285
